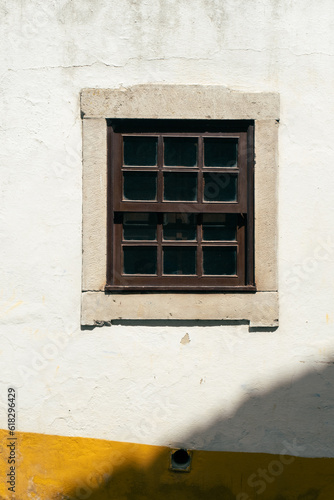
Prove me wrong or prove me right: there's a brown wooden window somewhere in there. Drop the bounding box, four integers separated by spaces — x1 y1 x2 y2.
106 120 255 291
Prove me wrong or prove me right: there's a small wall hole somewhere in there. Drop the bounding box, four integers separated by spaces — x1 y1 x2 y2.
170 449 192 471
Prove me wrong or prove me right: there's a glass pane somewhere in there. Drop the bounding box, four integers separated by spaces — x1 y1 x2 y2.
123 213 157 240
202 214 237 241
123 172 157 200
203 247 237 275
123 137 157 166
204 138 238 167
163 247 196 275
164 173 197 201
163 213 196 240
164 137 197 166
203 173 237 202
123 246 157 274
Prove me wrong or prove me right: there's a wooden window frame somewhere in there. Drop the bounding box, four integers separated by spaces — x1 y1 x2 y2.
106 119 255 291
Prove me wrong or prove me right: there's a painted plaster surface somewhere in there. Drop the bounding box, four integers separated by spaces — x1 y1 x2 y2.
1 0 334 470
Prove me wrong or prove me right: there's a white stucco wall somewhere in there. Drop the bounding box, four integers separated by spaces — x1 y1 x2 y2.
1 0 334 458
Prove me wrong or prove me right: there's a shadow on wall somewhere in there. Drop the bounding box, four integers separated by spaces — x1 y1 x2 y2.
61 360 334 500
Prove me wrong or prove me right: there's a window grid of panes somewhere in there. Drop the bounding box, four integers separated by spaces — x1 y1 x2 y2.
120 212 238 277
121 135 242 204
107 122 254 290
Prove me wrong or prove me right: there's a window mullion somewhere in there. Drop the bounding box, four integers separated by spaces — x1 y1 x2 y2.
157 138 163 277
157 135 163 203
197 213 203 276
196 137 204 276
198 136 203 203
157 213 163 277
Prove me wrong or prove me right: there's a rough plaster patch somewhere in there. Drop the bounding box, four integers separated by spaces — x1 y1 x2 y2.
180 333 191 345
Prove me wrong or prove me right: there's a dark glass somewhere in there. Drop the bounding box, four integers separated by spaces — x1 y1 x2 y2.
163 247 196 275
123 172 157 200
203 247 237 275
164 137 197 166
164 173 197 201
123 247 157 274
123 213 157 240
123 137 157 166
163 213 196 240
203 173 237 202
204 138 238 167
202 214 237 241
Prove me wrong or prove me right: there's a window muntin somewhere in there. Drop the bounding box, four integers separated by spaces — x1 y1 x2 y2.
107 120 254 290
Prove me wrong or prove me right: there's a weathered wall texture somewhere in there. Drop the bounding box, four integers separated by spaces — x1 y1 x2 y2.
1 1 334 496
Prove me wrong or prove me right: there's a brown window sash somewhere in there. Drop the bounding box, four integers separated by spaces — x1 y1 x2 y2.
106 120 254 291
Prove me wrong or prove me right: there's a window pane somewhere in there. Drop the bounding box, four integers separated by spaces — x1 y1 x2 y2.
164 173 197 201
204 138 238 167
202 214 237 241
164 137 197 166
163 213 196 240
123 247 157 274
163 247 196 275
123 137 157 166
123 172 157 200
203 173 237 202
203 247 237 275
123 213 157 240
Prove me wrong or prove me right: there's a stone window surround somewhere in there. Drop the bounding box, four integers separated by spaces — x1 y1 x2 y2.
80 85 279 328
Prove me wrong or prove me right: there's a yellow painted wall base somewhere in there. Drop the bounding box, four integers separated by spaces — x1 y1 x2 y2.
0 429 333 499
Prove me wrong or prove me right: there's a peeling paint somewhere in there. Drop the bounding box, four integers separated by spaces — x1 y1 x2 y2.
180 333 190 345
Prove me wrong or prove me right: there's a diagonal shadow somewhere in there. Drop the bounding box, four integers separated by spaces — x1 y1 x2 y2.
63 361 334 500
